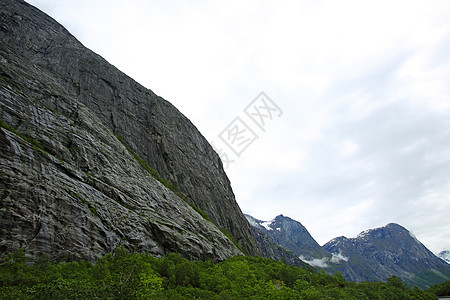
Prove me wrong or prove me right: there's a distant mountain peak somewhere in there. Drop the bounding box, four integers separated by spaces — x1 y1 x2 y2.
323 222 450 287
245 214 330 261
384 222 409 232
439 250 450 264
323 236 348 249
246 214 450 288
354 223 407 240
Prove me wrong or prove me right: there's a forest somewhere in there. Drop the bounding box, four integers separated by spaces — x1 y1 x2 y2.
0 248 448 299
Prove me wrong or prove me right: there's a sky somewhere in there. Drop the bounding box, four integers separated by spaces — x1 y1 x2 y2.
26 0 450 255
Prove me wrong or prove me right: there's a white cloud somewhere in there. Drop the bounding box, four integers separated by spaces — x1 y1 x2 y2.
339 140 359 158
330 252 349 264
299 256 330 268
299 252 349 268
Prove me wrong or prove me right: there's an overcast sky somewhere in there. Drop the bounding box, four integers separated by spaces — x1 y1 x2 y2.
27 0 450 255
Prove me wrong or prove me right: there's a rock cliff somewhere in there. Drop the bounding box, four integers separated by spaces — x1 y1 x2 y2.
0 0 262 261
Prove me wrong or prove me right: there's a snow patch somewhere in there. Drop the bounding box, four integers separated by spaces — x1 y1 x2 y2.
261 220 274 231
325 237 341 248
357 229 372 239
246 216 259 228
438 250 450 263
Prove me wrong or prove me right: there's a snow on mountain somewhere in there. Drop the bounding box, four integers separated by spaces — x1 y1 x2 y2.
245 215 261 228
260 220 275 231
247 214 450 288
356 229 372 239
439 250 450 263
244 214 275 231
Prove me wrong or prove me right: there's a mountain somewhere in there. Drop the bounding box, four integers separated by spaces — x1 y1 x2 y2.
439 250 450 264
244 215 313 269
0 0 262 261
245 214 356 275
324 223 450 288
245 214 329 261
246 214 450 288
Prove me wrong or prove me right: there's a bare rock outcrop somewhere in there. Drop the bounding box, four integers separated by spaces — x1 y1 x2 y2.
0 0 262 261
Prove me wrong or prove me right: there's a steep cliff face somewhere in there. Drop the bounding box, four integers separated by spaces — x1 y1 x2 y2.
0 0 261 260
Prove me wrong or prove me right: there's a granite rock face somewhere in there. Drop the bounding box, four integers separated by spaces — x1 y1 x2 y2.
0 0 261 261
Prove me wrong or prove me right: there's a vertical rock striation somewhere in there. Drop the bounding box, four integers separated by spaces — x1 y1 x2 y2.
0 0 262 260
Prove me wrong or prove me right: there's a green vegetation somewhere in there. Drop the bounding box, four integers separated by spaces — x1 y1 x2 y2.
428 279 450 297
0 74 11 81
409 268 450 290
0 248 439 299
187 202 212 222
0 118 43 150
42 104 61 115
69 192 98 217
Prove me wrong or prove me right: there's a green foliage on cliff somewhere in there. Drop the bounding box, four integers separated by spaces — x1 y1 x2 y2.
115 133 182 195
0 249 439 299
0 118 43 150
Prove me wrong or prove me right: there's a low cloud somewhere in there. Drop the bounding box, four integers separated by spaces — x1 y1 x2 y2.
300 253 349 268
330 252 349 264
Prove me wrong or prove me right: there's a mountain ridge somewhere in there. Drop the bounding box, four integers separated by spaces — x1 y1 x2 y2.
246 214 450 288
245 214 329 260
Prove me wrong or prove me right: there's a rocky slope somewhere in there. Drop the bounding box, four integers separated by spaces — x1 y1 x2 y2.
247 214 450 288
324 223 450 288
245 214 358 278
0 0 262 261
245 215 312 268
245 214 329 261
